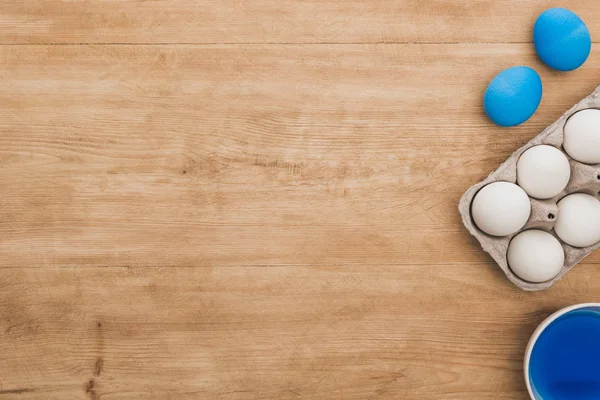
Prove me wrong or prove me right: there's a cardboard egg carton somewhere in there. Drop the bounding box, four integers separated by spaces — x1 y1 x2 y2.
459 86 600 291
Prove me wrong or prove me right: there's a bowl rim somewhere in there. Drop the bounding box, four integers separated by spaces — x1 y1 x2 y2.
524 302 600 399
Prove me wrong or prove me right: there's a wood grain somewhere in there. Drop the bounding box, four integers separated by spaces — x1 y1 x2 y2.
3 2 600 399
1 44 600 270
1 266 599 399
1 1 600 44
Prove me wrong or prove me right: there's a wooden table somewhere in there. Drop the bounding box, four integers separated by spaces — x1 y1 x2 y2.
1 2 600 399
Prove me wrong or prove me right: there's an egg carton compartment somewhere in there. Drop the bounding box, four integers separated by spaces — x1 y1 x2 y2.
459 85 600 291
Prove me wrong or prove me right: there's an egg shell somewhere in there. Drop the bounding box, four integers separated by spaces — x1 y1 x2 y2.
517 145 571 199
507 230 564 283
471 182 531 236
534 8 591 71
555 193 600 248
563 109 600 164
484 66 542 127
459 85 600 291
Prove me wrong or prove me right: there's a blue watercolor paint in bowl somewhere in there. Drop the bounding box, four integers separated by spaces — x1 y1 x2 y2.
525 304 600 400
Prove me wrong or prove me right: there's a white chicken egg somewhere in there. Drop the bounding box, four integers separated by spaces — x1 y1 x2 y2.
517 145 571 199
471 182 531 236
563 109 600 164
507 229 564 282
554 193 600 247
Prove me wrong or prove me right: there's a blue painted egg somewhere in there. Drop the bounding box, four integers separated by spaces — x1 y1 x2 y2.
484 66 542 127
534 8 591 71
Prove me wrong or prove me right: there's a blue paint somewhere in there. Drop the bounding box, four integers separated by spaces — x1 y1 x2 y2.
484 66 542 127
529 309 600 400
534 8 591 71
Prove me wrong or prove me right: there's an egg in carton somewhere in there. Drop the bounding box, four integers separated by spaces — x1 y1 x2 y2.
459 86 600 291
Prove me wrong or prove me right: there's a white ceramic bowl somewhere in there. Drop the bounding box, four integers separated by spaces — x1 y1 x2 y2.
524 303 600 399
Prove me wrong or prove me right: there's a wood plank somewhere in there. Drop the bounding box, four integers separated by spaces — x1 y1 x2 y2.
2 44 600 269
0 265 598 399
2 1 600 44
